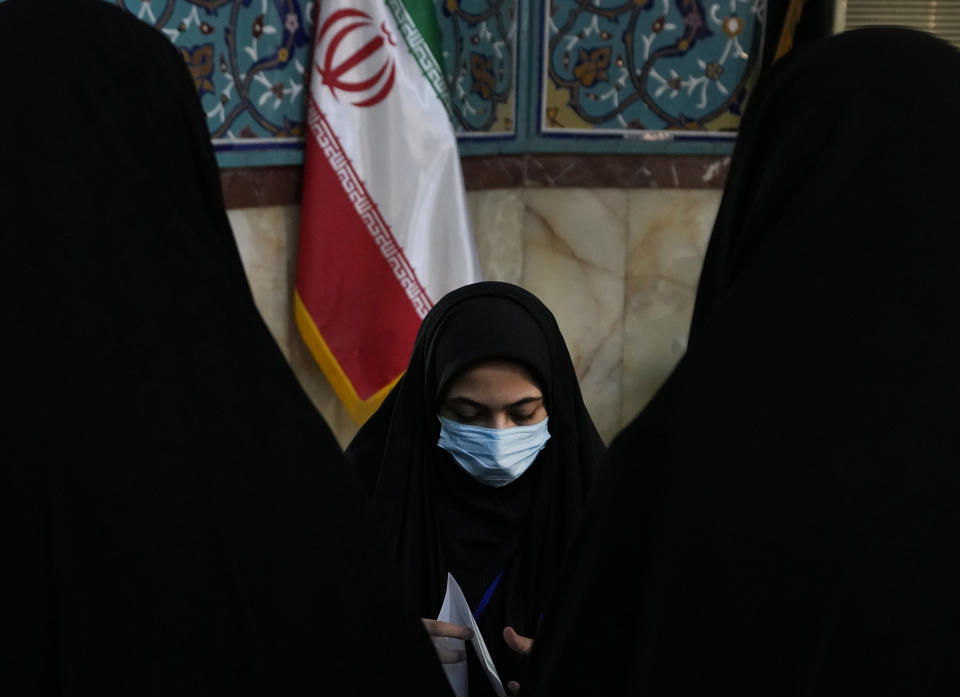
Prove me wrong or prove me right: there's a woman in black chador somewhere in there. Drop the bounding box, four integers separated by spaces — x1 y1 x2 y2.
1 1 450 695
346 281 605 695
522 28 960 696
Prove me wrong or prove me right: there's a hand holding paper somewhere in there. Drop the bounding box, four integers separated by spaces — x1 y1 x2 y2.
436 573 507 697
422 618 472 663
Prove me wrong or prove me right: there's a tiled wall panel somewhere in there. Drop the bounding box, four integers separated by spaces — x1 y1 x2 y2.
8 1 766 163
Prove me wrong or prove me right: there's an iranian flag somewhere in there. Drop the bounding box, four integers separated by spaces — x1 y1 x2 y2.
295 0 480 423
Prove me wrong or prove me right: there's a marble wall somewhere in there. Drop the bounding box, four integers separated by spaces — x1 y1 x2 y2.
227 187 721 448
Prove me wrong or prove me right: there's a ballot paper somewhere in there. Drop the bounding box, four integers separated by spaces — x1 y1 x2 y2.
436 572 506 697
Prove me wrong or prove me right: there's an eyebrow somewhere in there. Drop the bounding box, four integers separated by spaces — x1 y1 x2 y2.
445 395 543 410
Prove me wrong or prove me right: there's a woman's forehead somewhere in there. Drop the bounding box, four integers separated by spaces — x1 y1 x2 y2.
444 361 543 402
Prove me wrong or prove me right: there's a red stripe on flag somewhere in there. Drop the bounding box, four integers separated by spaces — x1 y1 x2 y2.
296 103 429 401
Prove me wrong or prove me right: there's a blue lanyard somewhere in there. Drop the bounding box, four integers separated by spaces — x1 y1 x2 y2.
472 570 504 620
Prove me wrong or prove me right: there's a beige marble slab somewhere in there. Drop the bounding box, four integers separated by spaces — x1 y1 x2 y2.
467 189 525 284
520 188 628 443
621 189 721 430
228 206 295 360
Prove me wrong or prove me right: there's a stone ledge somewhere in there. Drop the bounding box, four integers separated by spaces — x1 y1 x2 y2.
220 154 730 209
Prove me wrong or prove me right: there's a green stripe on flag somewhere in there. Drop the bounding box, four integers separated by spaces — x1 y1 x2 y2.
384 0 455 120
398 0 444 68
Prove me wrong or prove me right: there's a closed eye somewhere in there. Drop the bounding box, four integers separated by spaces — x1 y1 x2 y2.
450 409 481 422
509 410 539 424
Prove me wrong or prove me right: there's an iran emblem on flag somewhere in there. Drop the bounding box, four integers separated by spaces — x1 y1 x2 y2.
295 0 481 424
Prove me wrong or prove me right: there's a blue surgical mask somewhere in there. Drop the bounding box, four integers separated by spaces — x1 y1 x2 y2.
437 416 551 487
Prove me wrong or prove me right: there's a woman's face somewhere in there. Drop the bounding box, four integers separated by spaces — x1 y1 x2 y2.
439 361 547 429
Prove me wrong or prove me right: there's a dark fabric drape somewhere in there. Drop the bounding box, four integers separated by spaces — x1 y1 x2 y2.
524 28 960 696
763 0 836 66
0 1 450 695
346 282 604 694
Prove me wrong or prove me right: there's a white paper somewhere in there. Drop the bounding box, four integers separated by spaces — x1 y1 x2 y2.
437 572 506 697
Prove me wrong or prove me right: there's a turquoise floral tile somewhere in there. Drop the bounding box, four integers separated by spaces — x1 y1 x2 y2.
0 0 762 162
543 0 765 136
436 0 519 137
